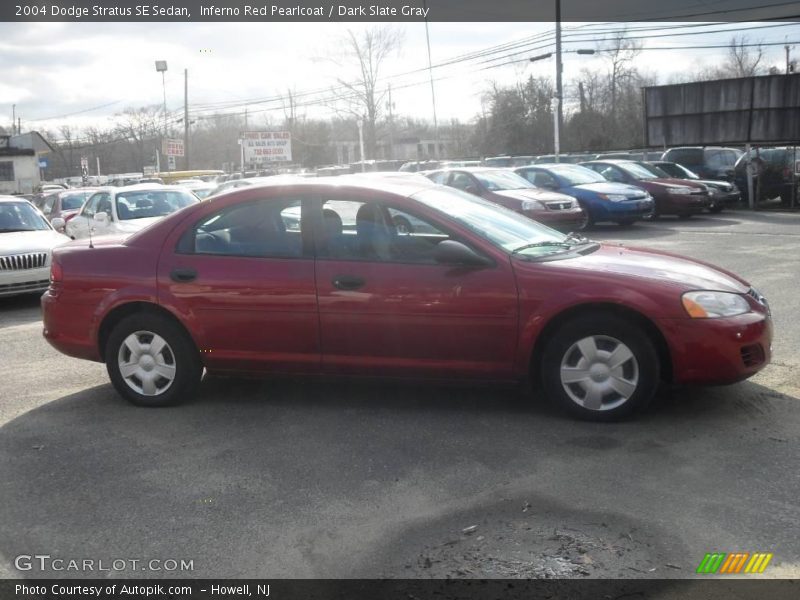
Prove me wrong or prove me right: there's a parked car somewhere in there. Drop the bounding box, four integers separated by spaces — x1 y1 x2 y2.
174 179 216 200
514 164 654 225
62 185 199 240
733 147 799 206
41 177 772 420
581 160 711 218
0 196 69 297
482 156 514 168
661 147 743 180
650 161 740 212
39 188 99 232
425 167 587 231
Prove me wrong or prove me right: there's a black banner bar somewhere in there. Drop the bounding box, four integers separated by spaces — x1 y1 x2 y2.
2 579 800 600
3 0 799 22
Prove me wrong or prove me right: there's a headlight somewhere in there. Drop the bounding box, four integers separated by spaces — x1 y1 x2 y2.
668 187 692 195
522 200 545 211
681 291 750 318
600 194 627 202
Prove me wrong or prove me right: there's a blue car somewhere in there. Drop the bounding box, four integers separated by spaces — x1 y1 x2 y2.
514 163 654 226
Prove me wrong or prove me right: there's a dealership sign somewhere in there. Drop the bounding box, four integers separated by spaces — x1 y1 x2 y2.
164 138 184 157
241 131 292 163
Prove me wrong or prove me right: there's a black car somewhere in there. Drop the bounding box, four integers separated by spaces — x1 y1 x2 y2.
650 161 741 213
733 147 799 206
661 147 743 180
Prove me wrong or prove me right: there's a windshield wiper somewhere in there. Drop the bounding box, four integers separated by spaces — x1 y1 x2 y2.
564 231 590 245
511 240 573 254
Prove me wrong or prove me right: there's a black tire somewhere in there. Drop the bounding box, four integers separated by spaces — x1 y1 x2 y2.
540 314 660 421
105 312 202 407
708 205 724 214
577 202 595 227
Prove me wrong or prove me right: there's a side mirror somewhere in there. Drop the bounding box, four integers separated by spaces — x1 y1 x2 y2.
434 240 491 267
94 212 109 224
51 217 65 232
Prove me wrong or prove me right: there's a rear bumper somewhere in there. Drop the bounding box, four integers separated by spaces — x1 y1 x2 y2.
657 312 772 385
41 289 103 362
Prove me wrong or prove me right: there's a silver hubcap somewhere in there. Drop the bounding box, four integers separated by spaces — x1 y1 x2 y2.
117 331 177 396
560 335 639 411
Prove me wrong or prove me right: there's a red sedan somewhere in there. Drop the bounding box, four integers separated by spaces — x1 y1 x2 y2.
42 178 771 420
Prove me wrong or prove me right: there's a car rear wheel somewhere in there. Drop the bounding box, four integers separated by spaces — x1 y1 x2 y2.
106 313 202 407
708 205 724 213
540 314 660 421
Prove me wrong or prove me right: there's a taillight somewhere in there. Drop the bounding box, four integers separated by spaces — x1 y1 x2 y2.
64 213 77 224
783 166 791 179
50 256 63 284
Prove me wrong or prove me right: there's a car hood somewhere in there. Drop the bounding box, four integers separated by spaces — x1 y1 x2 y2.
0 230 70 253
523 243 750 294
640 178 706 191
571 182 646 196
697 179 734 191
494 188 575 202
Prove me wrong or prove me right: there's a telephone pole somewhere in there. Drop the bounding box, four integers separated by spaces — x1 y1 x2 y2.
555 0 563 162
184 68 189 170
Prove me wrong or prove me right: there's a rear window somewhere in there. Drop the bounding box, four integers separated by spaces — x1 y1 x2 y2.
61 193 92 211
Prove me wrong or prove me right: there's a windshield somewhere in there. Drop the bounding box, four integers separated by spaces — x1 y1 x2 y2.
548 165 606 185
61 192 93 211
636 162 671 178
473 170 535 191
618 162 661 180
414 187 582 257
115 190 198 220
0 202 51 232
661 163 698 179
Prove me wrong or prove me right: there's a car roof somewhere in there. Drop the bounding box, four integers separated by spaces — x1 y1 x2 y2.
0 195 36 203
209 175 437 199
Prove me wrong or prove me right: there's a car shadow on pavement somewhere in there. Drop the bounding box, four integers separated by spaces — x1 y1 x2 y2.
0 293 42 327
1 377 797 578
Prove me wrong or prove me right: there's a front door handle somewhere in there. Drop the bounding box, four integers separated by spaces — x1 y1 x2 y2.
332 275 366 291
170 267 197 283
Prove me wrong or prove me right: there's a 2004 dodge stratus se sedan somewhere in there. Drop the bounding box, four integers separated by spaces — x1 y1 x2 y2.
42 178 772 420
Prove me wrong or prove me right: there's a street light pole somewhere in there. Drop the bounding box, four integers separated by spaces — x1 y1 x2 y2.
555 0 563 162
155 60 168 172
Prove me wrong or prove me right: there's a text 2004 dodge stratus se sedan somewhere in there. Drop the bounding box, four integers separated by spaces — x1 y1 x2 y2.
42 177 772 420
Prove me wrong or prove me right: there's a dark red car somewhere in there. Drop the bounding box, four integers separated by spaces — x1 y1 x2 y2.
425 167 588 231
581 160 711 218
42 178 771 420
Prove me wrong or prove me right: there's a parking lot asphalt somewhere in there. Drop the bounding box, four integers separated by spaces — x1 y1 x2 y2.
0 209 798 580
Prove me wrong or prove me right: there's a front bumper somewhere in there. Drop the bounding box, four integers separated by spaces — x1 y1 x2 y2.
0 267 50 297
657 311 772 385
709 190 741 209
591 198 654 222
658 193 711 215
525 207 589 231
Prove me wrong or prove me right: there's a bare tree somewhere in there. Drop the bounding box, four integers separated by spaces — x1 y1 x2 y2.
324 26 404 159
600 30 643 121
113 106 162 170
726 35 765 77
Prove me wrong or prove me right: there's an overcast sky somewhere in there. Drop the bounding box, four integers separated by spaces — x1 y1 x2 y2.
1 20 798 140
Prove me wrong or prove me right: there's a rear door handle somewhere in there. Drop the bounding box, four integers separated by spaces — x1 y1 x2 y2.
332 275 365 291
170 267 197 283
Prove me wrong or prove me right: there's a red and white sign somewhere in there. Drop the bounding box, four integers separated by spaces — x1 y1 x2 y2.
241 131 292 163
164 139 185 157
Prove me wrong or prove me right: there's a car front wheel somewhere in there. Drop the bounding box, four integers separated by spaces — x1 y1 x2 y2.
105 313 202 407
540 314 660 421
